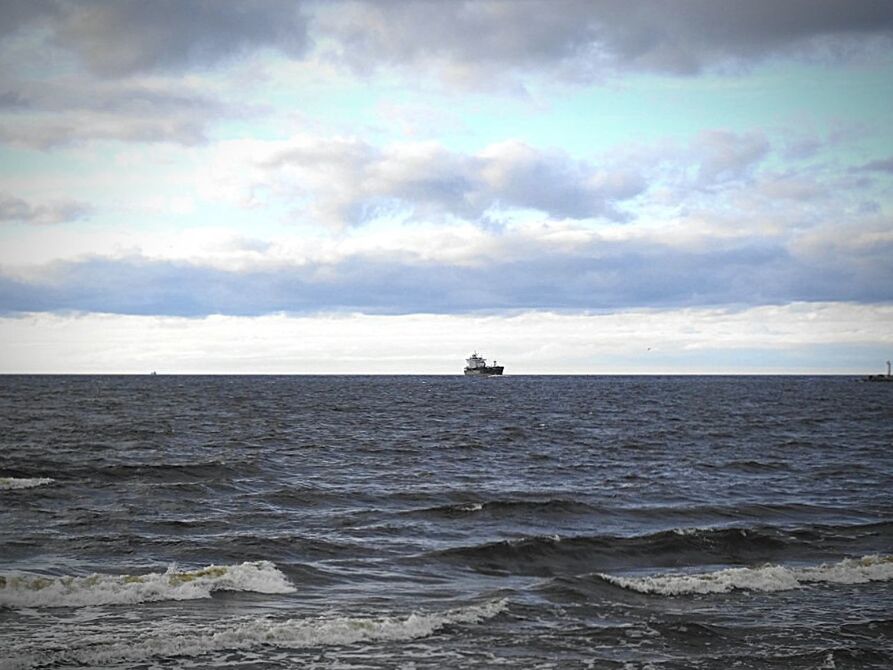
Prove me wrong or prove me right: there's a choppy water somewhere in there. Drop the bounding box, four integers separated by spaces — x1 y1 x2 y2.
1 375 891 669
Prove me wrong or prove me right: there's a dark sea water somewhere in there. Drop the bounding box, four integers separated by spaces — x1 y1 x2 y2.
1 375 891 669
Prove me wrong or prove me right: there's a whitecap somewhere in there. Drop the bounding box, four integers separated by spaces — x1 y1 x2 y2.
4 599 508 669
671 527 700 536
0 560 295 609
0 477 54 490
601 554 893 596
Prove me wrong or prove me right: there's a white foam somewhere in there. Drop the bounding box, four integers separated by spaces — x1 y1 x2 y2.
4 599 508 669
0 560 295 608
671 527 700 536
601 554 893 595
0 477 54 490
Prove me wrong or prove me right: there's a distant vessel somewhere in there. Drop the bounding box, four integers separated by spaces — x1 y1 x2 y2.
864 360 892 382
464 352 504 376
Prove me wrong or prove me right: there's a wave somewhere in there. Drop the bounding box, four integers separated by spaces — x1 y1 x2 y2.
600 554 893 595
433 527 797 575
0 560 295 608
699 459 791 473
6 599 508 669
431 523 893 576
92 460 260 482
412 498 596 518
0 477 54 490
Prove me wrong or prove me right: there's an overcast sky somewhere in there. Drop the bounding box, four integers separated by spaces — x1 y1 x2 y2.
1 0 892 373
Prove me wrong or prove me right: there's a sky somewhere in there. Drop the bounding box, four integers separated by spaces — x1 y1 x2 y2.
1 0 892 374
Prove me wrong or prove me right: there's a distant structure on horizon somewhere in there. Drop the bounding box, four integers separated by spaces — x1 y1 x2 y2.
464 352 504 376
864 360 892 382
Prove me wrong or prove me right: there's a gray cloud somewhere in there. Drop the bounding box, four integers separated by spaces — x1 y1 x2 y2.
2 2 889 147
0 194 93 225
3 226 890 317
4 1 890 83
0 2 280 146
0 0 58 38
479 142 646 219
318 0 893 83
3 0 310 78
0 111 209 148
855 156 893 173
0 75 254 147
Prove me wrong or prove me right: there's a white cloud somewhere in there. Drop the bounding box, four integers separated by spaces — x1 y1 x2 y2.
1 303 890 374
2 203 890 316
198 135 645 226
692 130 770 186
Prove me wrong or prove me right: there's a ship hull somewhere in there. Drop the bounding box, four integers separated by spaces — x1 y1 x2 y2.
464 366 504 376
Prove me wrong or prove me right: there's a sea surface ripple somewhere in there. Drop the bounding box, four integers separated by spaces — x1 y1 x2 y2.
1 375 891 668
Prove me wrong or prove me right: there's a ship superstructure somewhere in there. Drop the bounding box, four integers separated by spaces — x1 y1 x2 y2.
464 352 504 376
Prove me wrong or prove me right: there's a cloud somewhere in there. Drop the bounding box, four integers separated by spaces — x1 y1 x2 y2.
3 215 891 317
854 156 893 173
0 111 208 149
0 74 253 147
754 173 824 202
1 304 891 374
0 0 57 38
692 130 770 187
0 194 93 225
0 0 310 78
316 0 893 84
792 217 893 283
203 136 645 225
4 1 891 85
3 3 889 147
479 141 645 219
0 2 285 147
201 130 784 228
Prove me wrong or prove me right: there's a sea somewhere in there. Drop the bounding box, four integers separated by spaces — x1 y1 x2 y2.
1 375 891 669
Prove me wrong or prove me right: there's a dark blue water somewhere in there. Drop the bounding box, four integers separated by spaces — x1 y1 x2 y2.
1 375 891 668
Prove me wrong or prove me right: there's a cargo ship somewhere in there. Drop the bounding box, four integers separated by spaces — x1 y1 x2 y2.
464 352 504 376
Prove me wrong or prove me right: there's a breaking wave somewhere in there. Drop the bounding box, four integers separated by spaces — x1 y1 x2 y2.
0 477 54 490
601 554 893 595
0 560 295 608
6 599 508 669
